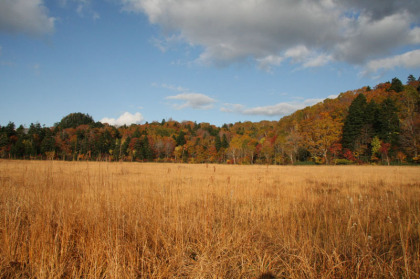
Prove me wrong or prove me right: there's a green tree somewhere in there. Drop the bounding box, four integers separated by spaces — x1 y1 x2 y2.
176 131 186 146
221 134 229 148
141 136 153 160
377 98 400 146
342 94 367 151
407 74 416 84
58 113 95 129
215 134 222 152
389 77 403 93
4 122 16 138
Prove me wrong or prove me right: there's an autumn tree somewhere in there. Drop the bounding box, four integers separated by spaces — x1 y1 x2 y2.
228 135 244 164
284 123 302 164
302 112 342 164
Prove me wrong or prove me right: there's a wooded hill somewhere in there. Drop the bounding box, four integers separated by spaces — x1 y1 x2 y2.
1 75 419 165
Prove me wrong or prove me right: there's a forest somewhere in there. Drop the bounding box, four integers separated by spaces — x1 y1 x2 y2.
1 75 419 165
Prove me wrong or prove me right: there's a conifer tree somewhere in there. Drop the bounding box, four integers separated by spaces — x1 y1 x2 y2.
176 131 186 146
389 77 403 93
215 135 222 152
342 94 367 151
221 134 229 148
377 98 400 146
58 113 94 129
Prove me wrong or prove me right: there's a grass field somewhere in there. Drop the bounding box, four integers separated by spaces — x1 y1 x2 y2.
0 160 419 278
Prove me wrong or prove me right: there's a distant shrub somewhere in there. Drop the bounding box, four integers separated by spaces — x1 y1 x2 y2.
334 159 354 165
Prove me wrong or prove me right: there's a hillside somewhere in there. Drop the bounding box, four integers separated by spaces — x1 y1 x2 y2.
1 76 419 164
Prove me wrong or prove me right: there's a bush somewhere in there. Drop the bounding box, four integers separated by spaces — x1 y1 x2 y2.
294 161 317 165
334 159 354 165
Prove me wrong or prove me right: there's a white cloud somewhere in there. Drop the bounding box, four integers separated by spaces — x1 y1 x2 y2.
0 0 55 36
257 46 333 72
166 93 215 110
120 0 420 73
285 45 311 63
243 103 302 117
100 112 144 127
364 49 420 74
302 53 333 68
220 103 245 114
160 83 189 93
334 12 412 64
157 82 216 110
409 27 420 44
257 55 284 72
221 98 324 117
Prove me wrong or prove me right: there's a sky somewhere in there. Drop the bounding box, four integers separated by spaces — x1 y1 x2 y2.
1 0 420 128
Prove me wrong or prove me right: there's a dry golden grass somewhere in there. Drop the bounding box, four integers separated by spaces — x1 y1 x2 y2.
0 160 419 278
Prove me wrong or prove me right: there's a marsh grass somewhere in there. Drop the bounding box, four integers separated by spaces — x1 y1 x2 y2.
0 160 419 278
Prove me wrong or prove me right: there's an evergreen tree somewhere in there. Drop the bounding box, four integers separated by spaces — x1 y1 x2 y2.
58 113 95 129
132 128 141 138
389 77 403 93
365 100 379 126
364 100 380 141
377 98 400 146
113 139 121 160
215 135 222 152
40 129 55 154
121 137 130 157
342 94 367 150
133 138 142 160
141 136 153 160
176 131 186 146
221 134 229 148
407 74 416 84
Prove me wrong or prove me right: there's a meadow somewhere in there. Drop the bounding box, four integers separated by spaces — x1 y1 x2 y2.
0 160 419 278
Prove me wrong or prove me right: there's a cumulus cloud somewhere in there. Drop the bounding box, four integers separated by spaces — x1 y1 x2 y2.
334 12 413 64
0 0 55 36
364 49 420 74
338 0 420 21
100 112 144 127
257 45 333 72
221 98 323 117
257 55 284 72
157 83 216 110
120 0 420 72
166 93 216 110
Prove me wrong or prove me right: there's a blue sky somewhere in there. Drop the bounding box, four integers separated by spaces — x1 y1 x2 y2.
1 0 420 127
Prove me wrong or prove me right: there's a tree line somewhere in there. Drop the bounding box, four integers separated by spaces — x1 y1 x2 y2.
1 76 419 165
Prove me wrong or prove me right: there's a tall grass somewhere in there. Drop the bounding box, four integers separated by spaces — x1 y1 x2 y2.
0 160 419 278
